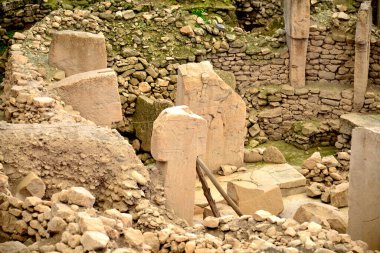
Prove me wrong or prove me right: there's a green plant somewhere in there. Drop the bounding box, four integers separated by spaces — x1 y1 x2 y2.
191 8 209 23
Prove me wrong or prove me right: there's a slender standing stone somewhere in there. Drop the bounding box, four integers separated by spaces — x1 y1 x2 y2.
348 127 380 250
151 106 207 225
353 2 372 110
284 0 310 88
176 61 246 172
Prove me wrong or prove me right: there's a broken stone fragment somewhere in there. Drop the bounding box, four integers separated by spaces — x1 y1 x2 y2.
0 241 29 253
124 227 144 247
262 146 286 164
330 182 348 208
306 182 323 198
218 165 237 176
65 187 95 208
202 216 220 228
227 181 284 215
81 231 110 251
47 217 67 233
303 152 321 170
293 202 347 233
15 172 46 200
180 25 195 37
244 149 262 163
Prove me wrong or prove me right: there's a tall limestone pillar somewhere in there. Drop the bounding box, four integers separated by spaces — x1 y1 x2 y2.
348 127 380 250
284 0 310 88
176 61 246 172
353 2 372 110
151 106 207 225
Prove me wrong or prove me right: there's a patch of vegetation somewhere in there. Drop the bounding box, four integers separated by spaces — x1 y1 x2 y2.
258 141 337 166
191 8 209 23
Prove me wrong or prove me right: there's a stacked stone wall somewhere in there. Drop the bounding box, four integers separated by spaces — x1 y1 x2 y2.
306 26 355 84
233 0 283 30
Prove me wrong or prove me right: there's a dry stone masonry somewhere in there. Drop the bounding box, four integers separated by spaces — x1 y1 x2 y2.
1 0 380 251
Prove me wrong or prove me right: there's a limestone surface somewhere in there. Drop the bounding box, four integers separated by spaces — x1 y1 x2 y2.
50 68 122 127
353 2 371 110
132 95 173 152
293 202 347 233
227 181 284 215
48 30 107 76
176 61 246 172
151 106 207 225
348 127 380 250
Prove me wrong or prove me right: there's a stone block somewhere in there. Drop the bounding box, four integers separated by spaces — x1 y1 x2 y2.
15 172 46 200
348 127 380 250
227 181 284 215
132 96 173 152
176 61 246 172
50 68 122 127
293 202 347 233
250 164 306 197
49 30 107 76
330 182 348 208
151 106 207 225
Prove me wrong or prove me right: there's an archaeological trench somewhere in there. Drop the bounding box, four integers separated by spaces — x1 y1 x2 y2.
0 0 380 252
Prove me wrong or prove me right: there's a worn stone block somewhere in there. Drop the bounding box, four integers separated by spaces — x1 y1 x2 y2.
49 30 107 76
132 96 173 152
227 181 284 215
50 69 122 127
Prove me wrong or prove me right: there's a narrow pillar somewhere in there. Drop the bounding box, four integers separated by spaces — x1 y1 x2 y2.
151 106 207 225
348 127 380 250
354 2 372 110
284 0 310 88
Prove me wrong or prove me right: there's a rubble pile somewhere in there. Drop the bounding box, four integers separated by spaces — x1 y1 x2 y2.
0 169 373 253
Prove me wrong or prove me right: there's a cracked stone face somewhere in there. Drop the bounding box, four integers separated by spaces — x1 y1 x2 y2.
176 61 246 172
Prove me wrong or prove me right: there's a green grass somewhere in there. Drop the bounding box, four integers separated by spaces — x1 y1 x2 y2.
258 140 337 166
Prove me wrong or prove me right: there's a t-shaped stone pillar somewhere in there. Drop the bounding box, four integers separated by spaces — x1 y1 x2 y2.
151 106 207 225
284 0 310 88
353 2 372 110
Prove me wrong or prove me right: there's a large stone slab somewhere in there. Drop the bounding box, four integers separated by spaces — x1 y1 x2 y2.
151 106 207 225
249 164 306 197
0 122 144 201
227 181 284 215
132 96 173 152
50 68 122 127
340 113 380 135
49 30 107 76
176 61 246 172
353 2 372 110
348 127 380 250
